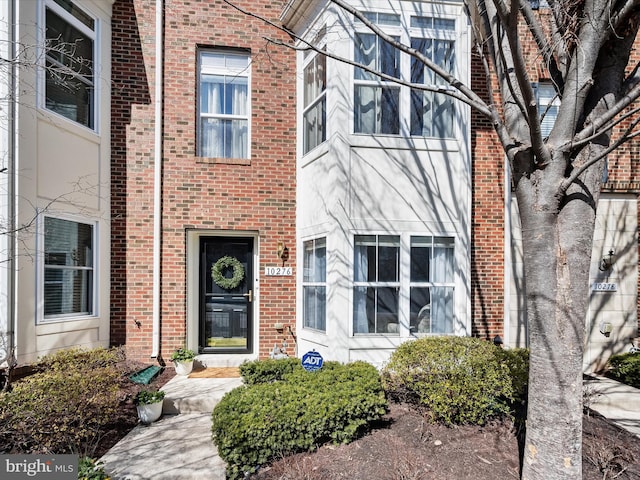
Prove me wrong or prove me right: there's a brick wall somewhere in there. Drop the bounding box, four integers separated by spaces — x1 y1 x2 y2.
111 0 296 362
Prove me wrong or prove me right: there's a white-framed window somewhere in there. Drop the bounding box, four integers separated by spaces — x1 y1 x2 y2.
303 50 326 154
303 237 326 331
42 216 95 321
409 236 454 334
43 0 96 130
353 235 400 334
352 12 457 138
198 49 250 159
535 82 559 137
353 234 455 335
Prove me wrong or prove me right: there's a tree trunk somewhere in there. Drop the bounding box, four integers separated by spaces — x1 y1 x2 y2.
518 161 602 480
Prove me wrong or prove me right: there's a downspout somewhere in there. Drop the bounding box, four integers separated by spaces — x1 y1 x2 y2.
503 156 511 347
151 0 163 358
0 0 17 368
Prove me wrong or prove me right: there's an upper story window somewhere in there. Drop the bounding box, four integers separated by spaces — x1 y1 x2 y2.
44 0 96 130
303 237 327 331
535 82 559 137
353 12 457 138
303 51 327 154
43 216 95 321
198 50 250 159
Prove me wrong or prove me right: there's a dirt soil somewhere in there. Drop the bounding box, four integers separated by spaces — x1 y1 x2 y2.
251 402 640 480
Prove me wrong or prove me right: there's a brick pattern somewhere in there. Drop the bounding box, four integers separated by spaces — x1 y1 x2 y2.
111 0 296 362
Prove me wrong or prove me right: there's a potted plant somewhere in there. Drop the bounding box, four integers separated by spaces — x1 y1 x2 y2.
170 347 196 376
134 389 165 424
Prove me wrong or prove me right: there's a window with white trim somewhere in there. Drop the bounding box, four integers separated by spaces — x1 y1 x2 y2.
353 235 400 334
303 50 326 154
303 237 326 331
44 0 96 129
353 12 457 138
43 217 95 320
198 50 250 159
353 234 455 335
535 82 559 138
409 236 454 334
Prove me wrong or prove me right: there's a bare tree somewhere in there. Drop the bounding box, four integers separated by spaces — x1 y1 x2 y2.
224 0 640 478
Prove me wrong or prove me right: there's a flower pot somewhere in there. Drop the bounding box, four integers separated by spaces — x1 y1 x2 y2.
136 400 163 424
174 360 194 376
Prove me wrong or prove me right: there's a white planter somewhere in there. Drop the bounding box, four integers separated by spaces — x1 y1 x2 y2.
136 400 163 424
174 360 194 376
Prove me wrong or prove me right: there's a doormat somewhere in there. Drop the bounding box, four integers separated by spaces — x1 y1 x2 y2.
188 367 241 379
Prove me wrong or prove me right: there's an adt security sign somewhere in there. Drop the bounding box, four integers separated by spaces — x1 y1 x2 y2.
301 350 324 372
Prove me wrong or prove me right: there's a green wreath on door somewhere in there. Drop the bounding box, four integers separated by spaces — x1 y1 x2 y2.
211 256 245 290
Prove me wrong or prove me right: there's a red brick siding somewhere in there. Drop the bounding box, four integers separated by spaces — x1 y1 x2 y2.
111 0 296 362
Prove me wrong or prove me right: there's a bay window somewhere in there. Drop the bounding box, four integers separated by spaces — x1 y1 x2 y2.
43 217 95 320
198 50 250 159
352 12 457 138
303 238 327 331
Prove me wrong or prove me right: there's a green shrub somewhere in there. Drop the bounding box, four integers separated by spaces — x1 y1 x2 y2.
381 336 514 425
496 347 530 406
238 357 304 385
607 352 640 388
212 361 387 479
0 347 125 455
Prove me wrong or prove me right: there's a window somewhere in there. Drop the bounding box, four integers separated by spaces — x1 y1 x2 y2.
410 16 456 137
43 217 94 319
409 236 454 334
303 238 326 331
354 32 400 134
353 235 400 334
535 82 559 138
198 50 250 159
44 0 96 129
303 51 326 154
352 12 457 138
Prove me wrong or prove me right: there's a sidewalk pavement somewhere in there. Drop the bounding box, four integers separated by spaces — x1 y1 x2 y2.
100 371 640 480
100 375 242 480
584 373 640 437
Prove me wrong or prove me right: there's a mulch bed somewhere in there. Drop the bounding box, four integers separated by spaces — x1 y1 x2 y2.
251 403 640 480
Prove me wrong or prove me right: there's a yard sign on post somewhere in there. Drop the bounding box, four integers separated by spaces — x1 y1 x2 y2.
301 350 323 372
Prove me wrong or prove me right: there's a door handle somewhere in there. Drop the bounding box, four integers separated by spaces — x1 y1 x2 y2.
243 290 253 303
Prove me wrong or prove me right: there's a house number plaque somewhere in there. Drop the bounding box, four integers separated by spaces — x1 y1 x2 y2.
265 266 293 276
591 282 617 292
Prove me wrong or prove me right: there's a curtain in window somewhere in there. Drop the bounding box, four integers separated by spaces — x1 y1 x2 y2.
200 75 248 158
353 240 370 333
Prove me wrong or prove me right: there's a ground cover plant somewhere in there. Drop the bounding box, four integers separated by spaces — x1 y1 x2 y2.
0 346 174 460
212 359 388 479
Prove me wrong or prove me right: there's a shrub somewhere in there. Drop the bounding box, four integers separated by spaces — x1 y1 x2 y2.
238 357 304 385
0 347 124 455
78 456 110 480
212 361 387 479
496 347 530 407
381 336 514 425
607 352 640 388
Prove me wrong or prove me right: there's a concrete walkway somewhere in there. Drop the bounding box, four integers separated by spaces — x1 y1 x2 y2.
100 375 242 480
100 372 640 480
584 373 640 437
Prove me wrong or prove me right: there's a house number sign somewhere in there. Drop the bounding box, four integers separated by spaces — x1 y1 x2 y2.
264 266 293 276
592 282 618 292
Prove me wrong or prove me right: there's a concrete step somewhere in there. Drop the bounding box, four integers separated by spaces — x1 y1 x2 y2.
161 375 243 414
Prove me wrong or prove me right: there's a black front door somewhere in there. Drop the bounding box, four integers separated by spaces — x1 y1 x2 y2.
200 237 253 353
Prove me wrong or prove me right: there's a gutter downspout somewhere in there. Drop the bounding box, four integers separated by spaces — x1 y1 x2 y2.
1 0 17 368
151 0 163 358
503 156 511 348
